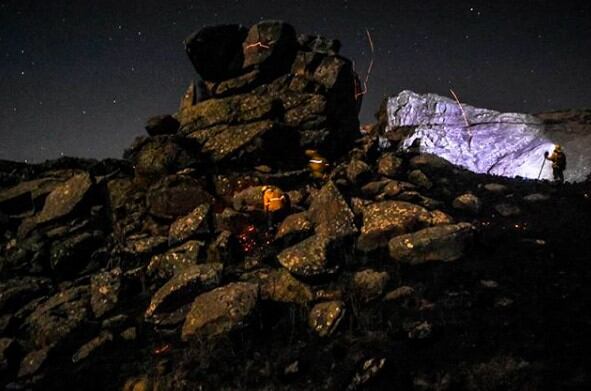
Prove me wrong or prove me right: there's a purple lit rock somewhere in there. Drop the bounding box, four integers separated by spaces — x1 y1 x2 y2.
385 91 577 181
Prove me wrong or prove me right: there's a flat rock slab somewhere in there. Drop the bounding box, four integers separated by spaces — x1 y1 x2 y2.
308 181 357 240
181 282 258 340
277 234 337 278
146 263 223 319
24 285 90 349
179 93 278 132
169 204 210 245
357 201 432 252
0 177 65 215
147 175 214 220
388 223 474 264
147 240 204 280
248 268 313 305
275 212 312 243
19 172 93 237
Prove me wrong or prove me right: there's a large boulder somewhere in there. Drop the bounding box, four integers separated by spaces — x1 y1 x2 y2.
147 240 204 280
0 176 66 216
357 201 432 252
275 212 312 244
247 268 314 305
388 223 474 264
187 120 287 163
452 193 482 214
178 93 280 133
146 175 214 220
181 282 258 340
124 136 197 181
242 20 298 76
145 114 180 136
184 24 248 82
277 234 338 278
145 263 223 319
18 172 94 237
169 204 210 245
23 286 90 349
308 181 357 240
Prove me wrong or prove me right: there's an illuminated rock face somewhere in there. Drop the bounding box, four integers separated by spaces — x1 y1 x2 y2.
386 90 572 181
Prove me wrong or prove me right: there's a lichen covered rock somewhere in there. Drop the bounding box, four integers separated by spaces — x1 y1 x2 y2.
181 282 259 340
388 223 474 264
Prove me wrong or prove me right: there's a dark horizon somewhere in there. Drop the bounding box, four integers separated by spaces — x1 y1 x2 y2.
1 0 590 163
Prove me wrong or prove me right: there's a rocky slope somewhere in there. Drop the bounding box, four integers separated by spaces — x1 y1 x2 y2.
1 21 590 390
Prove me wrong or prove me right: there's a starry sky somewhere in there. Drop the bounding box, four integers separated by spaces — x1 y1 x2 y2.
1 0 590 163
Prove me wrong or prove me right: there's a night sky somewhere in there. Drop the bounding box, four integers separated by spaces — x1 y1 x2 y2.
1 0 590 163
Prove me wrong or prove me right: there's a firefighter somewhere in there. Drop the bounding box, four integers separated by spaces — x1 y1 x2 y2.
544 144 566 184
261 186 289 229
305 149 330 180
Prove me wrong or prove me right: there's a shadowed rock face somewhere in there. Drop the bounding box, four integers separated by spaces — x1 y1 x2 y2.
385 90 591 182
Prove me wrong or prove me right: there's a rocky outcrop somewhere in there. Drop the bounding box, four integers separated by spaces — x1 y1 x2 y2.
385 90 562 181
0 20 588 391
179 20 360 162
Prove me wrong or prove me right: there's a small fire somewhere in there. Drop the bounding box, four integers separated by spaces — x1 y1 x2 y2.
238 224 258 254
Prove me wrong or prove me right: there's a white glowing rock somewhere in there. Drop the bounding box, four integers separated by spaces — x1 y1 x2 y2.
386 90 557 180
